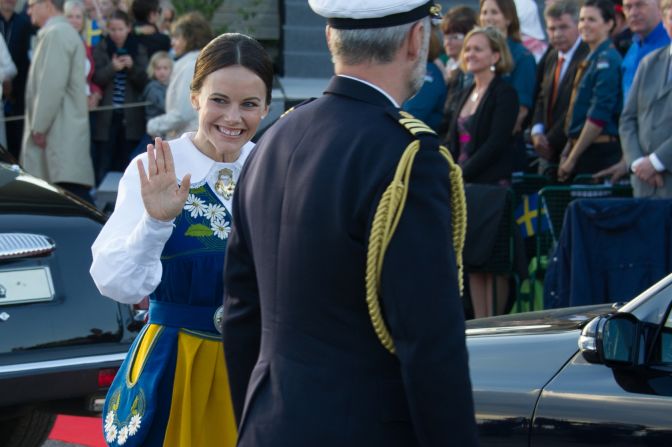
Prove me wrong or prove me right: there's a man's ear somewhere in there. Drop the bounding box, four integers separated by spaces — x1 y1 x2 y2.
325 25 333 52
406 20 425 62
190 92 199 111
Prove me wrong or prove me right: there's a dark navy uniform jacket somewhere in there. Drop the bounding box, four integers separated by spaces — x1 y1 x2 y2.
222 76 478 447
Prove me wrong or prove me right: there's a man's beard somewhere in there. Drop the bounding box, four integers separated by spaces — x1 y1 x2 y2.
407 26 430 98
408 56 427 97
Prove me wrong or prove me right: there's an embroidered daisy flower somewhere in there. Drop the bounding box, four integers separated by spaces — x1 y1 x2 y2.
117 426 129 445
104 411 115 431
105 424 117 443
127 414 142 436
204 203 226 222
211 217 231 240
184 194 205 218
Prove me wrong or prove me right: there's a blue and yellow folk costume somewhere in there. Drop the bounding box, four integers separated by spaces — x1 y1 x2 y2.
91 133 251 447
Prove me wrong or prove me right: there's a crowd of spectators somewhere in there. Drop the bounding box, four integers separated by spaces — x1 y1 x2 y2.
404 0 672 316
0 0 202 198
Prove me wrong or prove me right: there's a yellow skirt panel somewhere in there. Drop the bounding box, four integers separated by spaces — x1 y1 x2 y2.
163 329 238 447
129 324 163 384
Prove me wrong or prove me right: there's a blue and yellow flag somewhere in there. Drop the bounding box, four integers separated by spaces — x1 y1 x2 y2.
514 193 550 238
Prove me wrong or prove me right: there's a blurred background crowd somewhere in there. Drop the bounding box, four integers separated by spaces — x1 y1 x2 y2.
0 0 671 318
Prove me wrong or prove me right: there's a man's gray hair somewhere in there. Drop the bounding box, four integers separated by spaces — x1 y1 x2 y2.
329 17 430 65
52 0 67 11
64 0 84 15
544 0 580 23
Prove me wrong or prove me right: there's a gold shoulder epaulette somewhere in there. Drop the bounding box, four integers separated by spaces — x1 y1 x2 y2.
280 106 295 118
280 98 317 119
397 110 437 137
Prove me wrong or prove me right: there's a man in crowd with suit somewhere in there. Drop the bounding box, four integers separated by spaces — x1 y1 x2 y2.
619 41 672 196
621 0 669 100
22 0 94 202
221 0 479 446
594 0 669 183
531 0 588 176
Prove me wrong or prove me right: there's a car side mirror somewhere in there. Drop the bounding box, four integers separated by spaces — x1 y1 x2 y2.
599 314 643 367
580 313 644 368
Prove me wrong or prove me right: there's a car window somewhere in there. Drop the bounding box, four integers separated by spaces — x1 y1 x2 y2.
624 280 672 325
662 311 672 364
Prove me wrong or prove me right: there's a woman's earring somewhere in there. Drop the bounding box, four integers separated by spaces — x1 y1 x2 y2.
490 64 496 72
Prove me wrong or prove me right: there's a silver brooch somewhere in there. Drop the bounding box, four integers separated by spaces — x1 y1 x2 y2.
213 305 224 334
214 168 236 200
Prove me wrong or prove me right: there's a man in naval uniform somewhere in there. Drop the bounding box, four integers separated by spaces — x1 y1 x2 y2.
222 1 479 446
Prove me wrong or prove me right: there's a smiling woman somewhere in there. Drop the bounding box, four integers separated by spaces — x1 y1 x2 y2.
190 66 268 162
89 33 274 447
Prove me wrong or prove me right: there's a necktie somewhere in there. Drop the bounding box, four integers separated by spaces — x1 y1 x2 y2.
548 55 565 125
564 60 589 135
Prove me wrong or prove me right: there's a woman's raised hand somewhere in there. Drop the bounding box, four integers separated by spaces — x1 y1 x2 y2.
137 137 191 222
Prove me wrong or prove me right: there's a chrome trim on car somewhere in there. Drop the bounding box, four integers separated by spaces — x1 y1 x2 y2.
0 233 55 260
0 352 127 375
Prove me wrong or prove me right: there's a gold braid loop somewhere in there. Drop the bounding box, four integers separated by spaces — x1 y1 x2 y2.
365 141 467 355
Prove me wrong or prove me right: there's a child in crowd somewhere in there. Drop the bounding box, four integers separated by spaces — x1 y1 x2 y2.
144 50 172 120
130 50 172 159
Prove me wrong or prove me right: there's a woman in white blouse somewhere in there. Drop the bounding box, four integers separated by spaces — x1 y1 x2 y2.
90 33 273 446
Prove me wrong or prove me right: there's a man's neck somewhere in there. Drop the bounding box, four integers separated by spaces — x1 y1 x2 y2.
637 21 662 41
335 62 410 105
0 9 13 21
41 12 61 28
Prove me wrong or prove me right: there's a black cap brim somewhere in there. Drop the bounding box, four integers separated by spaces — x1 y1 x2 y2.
327 1 441 30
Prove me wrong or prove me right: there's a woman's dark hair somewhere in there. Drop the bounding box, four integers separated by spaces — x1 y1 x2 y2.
171 12 214 53
428 27 442 61
583 0 616 24
131 0 160 23
479 0 521 42
441 6 478 36
191 33 274 105
109 9 132 27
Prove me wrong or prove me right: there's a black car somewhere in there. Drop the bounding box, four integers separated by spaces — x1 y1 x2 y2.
0 162 141 447
467 272 672 446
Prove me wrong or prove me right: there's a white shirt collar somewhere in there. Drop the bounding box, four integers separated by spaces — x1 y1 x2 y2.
559 37 582 61
172 132 254 182
337 74 400 107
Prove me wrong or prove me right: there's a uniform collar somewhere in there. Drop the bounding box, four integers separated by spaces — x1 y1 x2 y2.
587 38 613 60
326 75 399 108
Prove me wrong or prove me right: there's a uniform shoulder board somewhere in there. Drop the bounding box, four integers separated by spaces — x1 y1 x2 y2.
595 50 614 70
388 109 437 137
596 58 610 70
280 97 317 118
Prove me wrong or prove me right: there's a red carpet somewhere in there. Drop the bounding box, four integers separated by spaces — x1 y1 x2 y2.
49 415 106 447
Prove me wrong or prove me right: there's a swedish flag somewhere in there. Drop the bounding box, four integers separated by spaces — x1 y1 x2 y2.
514 193 550 238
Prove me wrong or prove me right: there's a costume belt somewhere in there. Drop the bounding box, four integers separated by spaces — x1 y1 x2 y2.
148 300 224 334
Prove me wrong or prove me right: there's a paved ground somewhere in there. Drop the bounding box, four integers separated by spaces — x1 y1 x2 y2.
43 442 87 447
